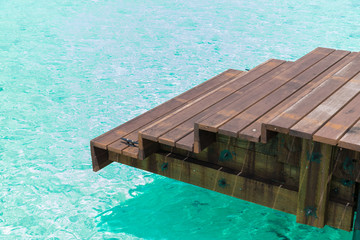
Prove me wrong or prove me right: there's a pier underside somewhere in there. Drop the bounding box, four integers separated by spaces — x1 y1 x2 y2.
91 47 360 231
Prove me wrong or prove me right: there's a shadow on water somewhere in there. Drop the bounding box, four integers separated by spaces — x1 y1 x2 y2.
95 176 256 239
95 175 353 240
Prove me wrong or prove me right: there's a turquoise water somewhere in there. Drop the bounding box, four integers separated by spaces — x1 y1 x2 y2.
1 0 359 239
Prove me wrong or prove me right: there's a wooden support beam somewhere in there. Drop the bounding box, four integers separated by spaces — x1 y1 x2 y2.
109 151 298 215
296 140 333 228
90 141 112 171
108 149 354 231
138 136 159 160
194 127 217 153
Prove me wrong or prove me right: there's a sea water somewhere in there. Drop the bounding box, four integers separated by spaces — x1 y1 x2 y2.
1 0 359 239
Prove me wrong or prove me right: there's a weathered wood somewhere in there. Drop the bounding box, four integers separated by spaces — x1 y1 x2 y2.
326 201 354 231
290 71 360 139
314 92 360 145
139 60 285 141
158 61 293 148
92 69 245 149
138 136 159 160
264 53 359 137
106 69 246 158
196 48 335 135
109 151 298 215
296 140 333 228
91 143 111 172
244 51 358 143
277 134 301 167
194 127 217 154
176 132 194 152
138 59 286 159
218 50 352 138
193 48 337 153
339 118 360 152
108 149 354 231
90 47 360 233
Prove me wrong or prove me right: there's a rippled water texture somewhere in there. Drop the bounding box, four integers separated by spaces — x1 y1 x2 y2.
1 0 359 239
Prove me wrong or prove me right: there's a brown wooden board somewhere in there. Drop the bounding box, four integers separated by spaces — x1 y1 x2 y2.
296 140 333 228
109 151 299 215
196 47 335 135
314 91 360 145
176 132 194 152
339 119 360 152
139 59 285 142
241 53 356 143
137 60 287 158
91 68 245 149
108 150 354 231
242 52 358 143
256 52 358 143
104 69 247 158
264 53 359 137
157 61 293 148
290 71 360 140
217 50 348 139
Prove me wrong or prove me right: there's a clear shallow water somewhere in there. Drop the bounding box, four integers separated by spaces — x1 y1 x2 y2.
0 0 359 239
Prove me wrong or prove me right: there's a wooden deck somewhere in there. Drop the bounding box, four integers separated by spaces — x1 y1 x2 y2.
91 47 360 232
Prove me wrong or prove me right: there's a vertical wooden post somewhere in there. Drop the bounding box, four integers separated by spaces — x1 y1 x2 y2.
90 141 111 172
296 139 333 228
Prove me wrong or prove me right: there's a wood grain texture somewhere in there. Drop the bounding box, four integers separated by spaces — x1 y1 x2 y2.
106 69 246 157
314 91 360 145
251 52 357 143
264 53 359 137
109 151 298 215
92 69 245 149
158 61 293 147
339 119 360 152
296 140 333 228
218 50 347 138
196 48 335 136
175 132 194 152
290 71 360 140
139 59 285 142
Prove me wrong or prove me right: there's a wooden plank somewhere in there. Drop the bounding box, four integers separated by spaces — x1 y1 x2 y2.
108 150 353 231
326 201 354 231
137 60 287 158
240 52 359 143
296 140 333 228
339 120 360 152
91 69 245 149
290 71 360 140
157 61 293 147
196 47 335 135
240 52 358 143
139 59 285 142
313 92 360 145
264 53 359 137
276 134 302 167
331 148 360 183
91 143 111 172
176 132 194 152
105 69 247 157
218 50 349 139
122 146 140 159
193 48 337 153
108 151 298 215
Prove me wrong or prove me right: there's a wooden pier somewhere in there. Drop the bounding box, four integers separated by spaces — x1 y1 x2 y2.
91 47 360 232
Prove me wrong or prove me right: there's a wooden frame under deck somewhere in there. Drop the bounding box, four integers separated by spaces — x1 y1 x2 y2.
91 47 360 232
